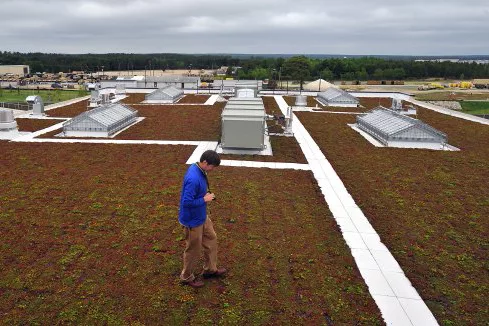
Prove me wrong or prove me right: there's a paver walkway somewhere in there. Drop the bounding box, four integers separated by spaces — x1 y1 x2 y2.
273 95 438 326
203 95 219 105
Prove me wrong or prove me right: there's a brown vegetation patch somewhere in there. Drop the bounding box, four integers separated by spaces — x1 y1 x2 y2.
16 119 64 132
358 97 393 110
220 136 307 163
262 96 280 115
46 100 90 118
116 103 225 141
177 94 210 104
38 103 226 141
296 109 489 325
121 93 146 104
0 141 382 324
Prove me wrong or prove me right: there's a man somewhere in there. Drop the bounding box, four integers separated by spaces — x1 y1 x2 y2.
178 150 226 288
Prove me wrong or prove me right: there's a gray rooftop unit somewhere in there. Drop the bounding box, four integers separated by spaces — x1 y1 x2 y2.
221 108 266 149
225 103 265 111
26 95 45 115
235 82 259 98
0 109 18 131
145 85 184 103
63 103 138 138
89 90 101 107
356 107 447 149
224 97 265 111
228 97 263 103
317 88 359 107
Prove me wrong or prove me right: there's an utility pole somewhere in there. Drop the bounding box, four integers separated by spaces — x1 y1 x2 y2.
279 66 282 91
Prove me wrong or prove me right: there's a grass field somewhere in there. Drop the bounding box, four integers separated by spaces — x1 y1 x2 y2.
460 101 489 115
0 89 88 104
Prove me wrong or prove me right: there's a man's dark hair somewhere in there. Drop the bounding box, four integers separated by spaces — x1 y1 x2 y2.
200 150 221 166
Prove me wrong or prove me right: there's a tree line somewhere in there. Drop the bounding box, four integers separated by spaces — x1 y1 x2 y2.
1 51 488 81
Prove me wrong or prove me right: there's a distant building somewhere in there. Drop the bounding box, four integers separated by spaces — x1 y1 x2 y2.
0 65 30 76
101 75 199 89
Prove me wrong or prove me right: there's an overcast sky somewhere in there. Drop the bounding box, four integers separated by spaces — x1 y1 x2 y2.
1 0 489 55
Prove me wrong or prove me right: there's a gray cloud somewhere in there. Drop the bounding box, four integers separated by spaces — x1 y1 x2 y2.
1 0 488 55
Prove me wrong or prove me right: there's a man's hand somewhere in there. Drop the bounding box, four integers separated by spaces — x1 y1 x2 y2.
204 192 215 202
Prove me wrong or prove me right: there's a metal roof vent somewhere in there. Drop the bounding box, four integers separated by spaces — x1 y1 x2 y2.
391 98 402 111
0 108 18 131
26 95 45 116
89 90 101 108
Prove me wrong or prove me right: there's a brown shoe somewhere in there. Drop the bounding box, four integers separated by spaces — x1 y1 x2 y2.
203 268 227 279
184 279 205 288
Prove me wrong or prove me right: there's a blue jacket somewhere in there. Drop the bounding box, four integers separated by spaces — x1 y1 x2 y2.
178 164 208 228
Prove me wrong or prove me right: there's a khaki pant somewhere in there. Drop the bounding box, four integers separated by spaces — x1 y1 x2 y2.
180 217 218 282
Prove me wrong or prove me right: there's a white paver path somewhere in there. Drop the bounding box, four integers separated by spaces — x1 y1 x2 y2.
203 95 219 106
273 95 438 326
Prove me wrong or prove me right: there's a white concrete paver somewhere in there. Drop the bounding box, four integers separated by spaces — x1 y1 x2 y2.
398 298 439 326
186 142 219 164
373 295 413 326
359 269 396 296
273 95 438 326
203 95 219 105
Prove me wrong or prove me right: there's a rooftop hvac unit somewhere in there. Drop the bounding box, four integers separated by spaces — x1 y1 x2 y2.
391 98 402 111
25 95 44 116
236 88 257 98
221 109 265 149
0 109 18 131
228 97 262 102
225 103 264 111
101 93 110 104
89 90 101 107
227 98 263 106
